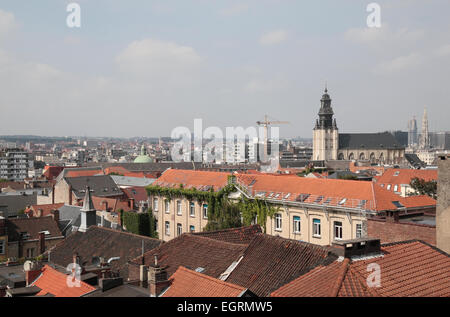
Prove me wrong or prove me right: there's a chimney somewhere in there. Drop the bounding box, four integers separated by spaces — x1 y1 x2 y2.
386 210 399 223
0 216 5 236
24 261 42 286
140 265 148 282
51 209 60 223
100 215 105 227
51 184 55 204
68 185 73 205
148 256 170 297
39 232 45 254
102 201 108 211
332 238 381 259
79 186 96 232
37 209 43 218
129 198 135 209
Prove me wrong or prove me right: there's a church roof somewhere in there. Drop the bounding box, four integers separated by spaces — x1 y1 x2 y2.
338 132 404 150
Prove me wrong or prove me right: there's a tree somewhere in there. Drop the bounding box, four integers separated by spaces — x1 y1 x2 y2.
409 177 437 199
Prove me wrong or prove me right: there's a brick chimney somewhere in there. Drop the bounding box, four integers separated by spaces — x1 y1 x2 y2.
37 209 43 218
102 201 108 211
129 198 135 209
385 210 399 223
51 184 55 204
68 185 73 205
38 232 45 255
24 261 42 286
51 209 59 223
148 256 170 297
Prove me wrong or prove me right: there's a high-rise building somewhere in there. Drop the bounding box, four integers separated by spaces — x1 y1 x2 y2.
408 116 418 147
419 108 430 149
0 148 31 181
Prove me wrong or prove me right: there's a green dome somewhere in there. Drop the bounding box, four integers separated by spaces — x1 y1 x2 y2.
134 145 153 163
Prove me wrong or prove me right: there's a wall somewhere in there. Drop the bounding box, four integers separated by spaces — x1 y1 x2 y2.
367 219 436 246
437 156 450 253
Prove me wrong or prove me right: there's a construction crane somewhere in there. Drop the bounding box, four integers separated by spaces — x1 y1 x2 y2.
256 115 289 161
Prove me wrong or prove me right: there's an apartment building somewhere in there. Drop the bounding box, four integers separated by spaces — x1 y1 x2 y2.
150 169 436 246
0 148 32 181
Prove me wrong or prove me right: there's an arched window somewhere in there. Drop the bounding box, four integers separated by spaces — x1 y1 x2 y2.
338 153 344 160
370 152 376 162
379 152 384 163
359 153 365 160
348 153 355 160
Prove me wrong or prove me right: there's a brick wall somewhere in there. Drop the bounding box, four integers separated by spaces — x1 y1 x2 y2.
367 219 436 246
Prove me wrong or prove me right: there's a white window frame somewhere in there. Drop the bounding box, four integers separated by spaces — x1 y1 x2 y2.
293 216 301 234
176 200 182 216
177 223 182 236
153 198 159 212
356 223 362 238
334 221 343 240
313 218 321 238
393 185 398 192
165 221 170 236
275 213 282 231
164 200 170 214
189 202 195 217
202 204 208 219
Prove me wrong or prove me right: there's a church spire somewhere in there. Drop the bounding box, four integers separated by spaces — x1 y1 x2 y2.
317 86 335 129
81 186 95 212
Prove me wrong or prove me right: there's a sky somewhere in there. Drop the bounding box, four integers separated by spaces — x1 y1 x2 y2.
0 0 449 138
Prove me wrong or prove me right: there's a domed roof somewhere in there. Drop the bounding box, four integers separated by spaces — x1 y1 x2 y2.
134 145 153 163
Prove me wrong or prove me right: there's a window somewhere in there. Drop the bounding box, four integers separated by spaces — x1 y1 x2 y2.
26 248 35 258
189 225 195 233
293 216 301 234
338 198 347 206
177 223 182 236
387 184 391 190
202 204 208 219
165 221 170 236
164 200 170 213
356 223 363 238
313 219 321 237
176 200 182 215
275 213 282 231
189 202 195 217
0 240 4 254
334 221 343 240
393 185 398 192
153 198 159 211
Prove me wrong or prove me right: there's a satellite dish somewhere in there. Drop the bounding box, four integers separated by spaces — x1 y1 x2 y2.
92 256 101 267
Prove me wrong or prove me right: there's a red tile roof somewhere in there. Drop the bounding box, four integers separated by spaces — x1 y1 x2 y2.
192 225 262 245
162 266 247 297
27 203 65 217
271 240 450 297
235 173 435 212
153 169 231 191
376 168 437 187
64 168 103 178
122 187 149 203
32 265 96 297
91 196 133 212
43 166 65 180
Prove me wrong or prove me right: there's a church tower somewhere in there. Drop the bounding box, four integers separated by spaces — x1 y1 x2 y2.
312 87 339 161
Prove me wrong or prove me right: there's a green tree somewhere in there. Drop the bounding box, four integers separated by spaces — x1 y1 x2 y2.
409 177 437 199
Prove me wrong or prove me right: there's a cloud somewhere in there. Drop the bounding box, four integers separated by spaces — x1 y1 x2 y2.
373 53 424 74
435 44 450 57
115 39 202 76
344 24 424 50
259 30 288 46
244 77 288 93
220 3 249 16
0 9 17 38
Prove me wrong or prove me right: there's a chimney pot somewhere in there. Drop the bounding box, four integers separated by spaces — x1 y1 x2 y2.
51 209 60 223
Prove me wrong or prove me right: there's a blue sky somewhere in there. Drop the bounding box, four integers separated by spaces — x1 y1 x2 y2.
0 0 449 137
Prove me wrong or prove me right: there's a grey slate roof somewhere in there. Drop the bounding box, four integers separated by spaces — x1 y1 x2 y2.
64 175 122 199
338 132 404 150
0 193 37 218
57 204 112 236
110 175 156 187
405 153 426 169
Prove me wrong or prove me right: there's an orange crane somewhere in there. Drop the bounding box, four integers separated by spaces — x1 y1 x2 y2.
256 115 289 161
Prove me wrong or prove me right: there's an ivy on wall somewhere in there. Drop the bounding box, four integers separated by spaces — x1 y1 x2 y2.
146 183 279 233
122 209 158 238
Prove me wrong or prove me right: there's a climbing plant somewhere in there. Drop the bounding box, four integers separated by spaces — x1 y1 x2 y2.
122 210 158 238
146 183 280 233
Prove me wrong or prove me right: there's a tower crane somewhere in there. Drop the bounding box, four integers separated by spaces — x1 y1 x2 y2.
256 115 289 161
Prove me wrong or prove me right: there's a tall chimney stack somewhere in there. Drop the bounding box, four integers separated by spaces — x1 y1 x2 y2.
148 255 170 297
68 185 73 205
51 184 55 204
38 232 45 255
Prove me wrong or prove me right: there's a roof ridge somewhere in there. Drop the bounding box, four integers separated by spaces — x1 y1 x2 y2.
91 225 161 241
330 258 350 296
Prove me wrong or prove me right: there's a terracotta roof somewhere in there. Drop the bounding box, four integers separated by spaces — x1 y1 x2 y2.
153 169 230 192
32 265 96 297
64 168 104 178
377 169 437 187
91 196 133 212
6 216 63 241
49 226 162 277
122 187 149 203
28 203 65 217
235 173 435 212
192 225 262 245
225 234 335 297
130 234 246 279
162 266 247 297
43 166 64 180
271 240 450 297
